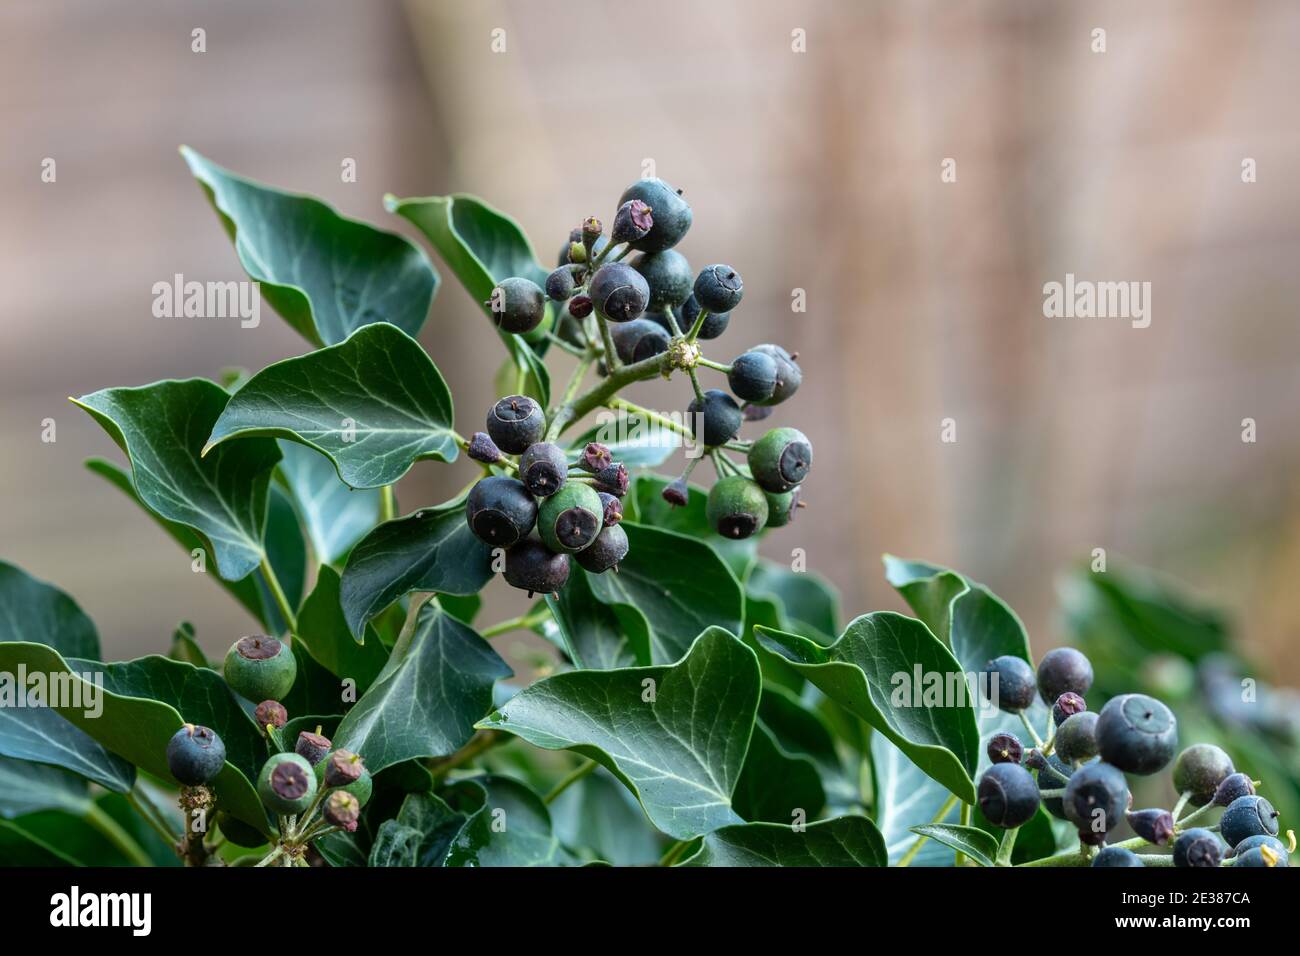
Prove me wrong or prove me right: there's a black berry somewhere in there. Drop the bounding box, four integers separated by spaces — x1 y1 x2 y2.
166 723 226 785
1172 744 1234 803
1036 648 1093 706
693 264 743 313
750 344 801 405
986 732 1024 765
981 655 1037 713
593 462 629 497
1063 761 1129 839
465 476 537 548
1220 795 1280 847
611 199 654 244
728 350 779 403
467 431 503 465
486 395 545 455
597 492 623 526
977 763 1040 828
486 277 546 334
589 262 650 323
578 442 613 473
575 524 629 574
503 538 571 595
630 250 694 313
519 442 569 498
1213 772 1256 807
686 389 742 447
1053 711 1099 763
1093 847 1144 867
1095 693 1178 775
674 295 730 339
618 177 692 253
1173 827 1223 868
611 318 670 364
545 266 577 302
1052 692 1087 727
1125 807 1174 845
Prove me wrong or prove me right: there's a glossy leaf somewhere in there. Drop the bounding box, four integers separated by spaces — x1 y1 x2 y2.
909 823 1000 868
443 775 569 867
276 442 381 566
168 622 209 668
587 522 743 665
0 758 90 819
206 323 457 489
333 603 511 775
74 379 281 581
870 733 957 866
732 720 826 824
748 560 840 644
182 146 438 347
549 768 663 865
477 628 761 840
628 476 756 580
339 495 494 640
680 816 886 867
0 560 99 660
294 566 388 696
387 192 549 406
755 616 980 803
0 642 269 835
544 567 643 669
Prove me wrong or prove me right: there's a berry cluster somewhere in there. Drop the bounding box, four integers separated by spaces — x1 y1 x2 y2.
162 633 370 865
467 177 813 593
978 648 1292 867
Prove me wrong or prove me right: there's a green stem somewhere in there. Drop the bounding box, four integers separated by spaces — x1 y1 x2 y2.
956 801 972 867
545 332 587 357
659 839 693 867
1171 790 1193 822
546 355 596 442
379 485 396 522
84 803 153 867
686 366 705 402
125 788 178 847
1019 711 1045 748
255 845 286 868
544 759 599 804
661 306 683 336
686 306 711 342
995 825 1020 866
428 731 504 785
1175 798 1217 830
595 315 621 373
480 608 553 638
608 397 694 437
697 357 732 373
260 556 298 634
898 793 959 867
547 351 668 439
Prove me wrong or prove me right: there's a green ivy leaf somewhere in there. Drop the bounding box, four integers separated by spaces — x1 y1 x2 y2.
548 768 664 866
294 566 388 696
544 567 644 669
628 476 755 581
679 816 886 867
477 628 761 840
443 775 570 867
205 323 457 489
181 147 438 347
276 442 382 566
386 192 550 406
760 685 859 812
169 622 209 668
84 458 284 632
732 720 826 824
883 555 1032 672
748 560 841 644
74 379 281 582
0 643 269 835
370 791 469 867
755 615 980 803
908 823 1001 868
0 758 91 819
870 733 957 866
333 603 511 775
339 495 494 640
0 560 100 660
586 522 743 665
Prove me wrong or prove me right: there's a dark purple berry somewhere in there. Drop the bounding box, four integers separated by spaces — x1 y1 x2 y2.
986 732 1024 765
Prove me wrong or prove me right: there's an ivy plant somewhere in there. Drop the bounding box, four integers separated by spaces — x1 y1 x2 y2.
0 152 1290 869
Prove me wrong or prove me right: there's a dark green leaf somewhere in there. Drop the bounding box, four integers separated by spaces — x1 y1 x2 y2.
74 379 281 581
294 566 387 696
755 616 980 803
760 684 859 812
549 768 663 866
908 823 1000 868
169 622 209 668
276 442 381 565
182 147 438 347
206 323 457 489
0 642 269 835
0 758 90 819
587 522 743 665
544 567 643 669
680 816 886 867
333 603 511 775
387 193 549 406
0 560 99 659
339 495 494 639
478 628 761 840
870 733 957 866
733 720 826 824
748 560 840 644
265 485 307 612
443 775 569 867
628 476 755 580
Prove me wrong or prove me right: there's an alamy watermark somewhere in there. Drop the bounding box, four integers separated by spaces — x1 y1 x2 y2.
1043 273 1151 329
152 273 260 328
0 665 103 718
890 666 1005 720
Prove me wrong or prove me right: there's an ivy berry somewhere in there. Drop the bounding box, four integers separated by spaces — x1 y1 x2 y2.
1093 847 1145 867
465 476 537 548
486 395 545 455
294 729 332 766
1125 808 1175 845
981 655 1037 713
706 476 769 540
1052 692 1086 727
630 250 694 313
1063 761 1129 840
728 350 779 403
748 427 812 494
1173 828 1223 868
519 442 569 498
258 752 317 815
686 389 742 448
486 276 546 334
618 177 692 252
166 723 226 785
611 199 654 245
575 524 629 574
223 634 297 703
1095 693 1178 775
503 538 570 596
1220 794 1280 847
537 483 604 554
749 344 801 405
1036 647 1093 706
977 763 1040 828
693 264 743 313
589 262 650 323
1213 772 1256 807
317 750 373 807
1053 711 1100 763
611 318 670 364
676 295 730 340
1172 744 1234 804
763 487 802 528
987 732 1024 765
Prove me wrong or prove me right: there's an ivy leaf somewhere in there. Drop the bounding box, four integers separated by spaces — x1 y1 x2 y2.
294 567 388 697
870 733 957 866
544 567 644 670
443 775 570 867
84 458 285 632
586 522 743 665
0 705 134 796
628 477 755 581
373 791 469 867
333 603 511 775
747 560 841 644
276 442 381 566
73 379 281 582
181 147 438 347
548 769 664 866
339 495 494 640
386 193 550 406
908 823 1001 868
760 685 859 812
0 643 269 835
884 555 1032 672
732 720 826 824
755 616 981 803
205 323 457 490
169 622 209 668
477 628 761 840
679 816 886 867
0 758 90 819
0 560 100 661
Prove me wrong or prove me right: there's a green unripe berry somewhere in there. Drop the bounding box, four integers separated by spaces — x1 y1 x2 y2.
258 752 317 815
706 476 769 540
1172 744 1235 804
223 635 297 703
538 482 604 554
763 486 801 528
748 427 813 493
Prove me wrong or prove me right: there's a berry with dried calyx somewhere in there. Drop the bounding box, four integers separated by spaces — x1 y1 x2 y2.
611 199 654 244
295 729 332 767
706 476 769 540
254 700 287 733
519 442 569 498
1126 808 1175 845
986 732 1024 765
749 344 801 405
537 483 604 554
1213 772 1256 807
323 791 361 832
578 442 613 473
166 723 226 785
224 635 297 703
486 395 545 455
467 431 503 465
618 178 692 252
258 752 317 815
503 538 570 596
575 524 629 574
593 462 629 497
597 492 623 527
1052 692 1087 727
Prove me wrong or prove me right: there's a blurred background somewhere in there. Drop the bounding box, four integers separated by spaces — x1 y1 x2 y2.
3 0 1299 697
